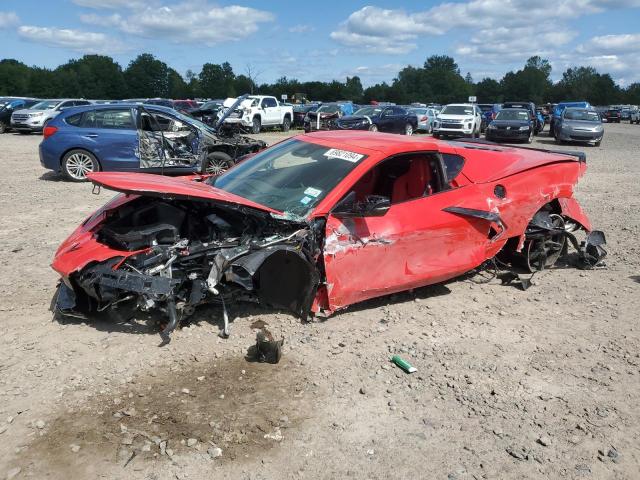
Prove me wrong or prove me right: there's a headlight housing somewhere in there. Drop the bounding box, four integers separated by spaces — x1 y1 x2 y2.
30 112 44 117
518 126 530 131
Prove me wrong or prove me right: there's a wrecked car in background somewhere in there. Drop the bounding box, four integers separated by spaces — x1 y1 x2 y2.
39 102 266 181
304 102 355 132
335 105 418 135
52 131 606 342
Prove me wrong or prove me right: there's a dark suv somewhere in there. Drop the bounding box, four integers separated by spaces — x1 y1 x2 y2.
335 105 418 135
0 97 39 133
603 109 621 123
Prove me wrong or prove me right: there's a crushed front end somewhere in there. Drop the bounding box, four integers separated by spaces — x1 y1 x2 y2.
53 194 321 343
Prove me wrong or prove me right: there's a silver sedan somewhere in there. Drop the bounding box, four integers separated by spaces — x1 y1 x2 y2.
409 107 437 133
554 108 604 146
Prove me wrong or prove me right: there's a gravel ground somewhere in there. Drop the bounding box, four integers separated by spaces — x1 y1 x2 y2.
0 124 639 480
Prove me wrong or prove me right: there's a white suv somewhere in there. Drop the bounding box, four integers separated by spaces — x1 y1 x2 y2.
432 103 482 139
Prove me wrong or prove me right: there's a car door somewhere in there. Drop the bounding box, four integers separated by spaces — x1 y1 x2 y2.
261 97 278 125
322 153 494 310
79 107 139 170
136 107 168 169
378 108 395 132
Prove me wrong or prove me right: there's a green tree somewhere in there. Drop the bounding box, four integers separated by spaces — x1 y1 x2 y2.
475 78 502 103
0 59 31 96
54 55 128 99
167 68 189 99
501 56 552 104
124 53 169 98
344 76 364 103
199 62 236 98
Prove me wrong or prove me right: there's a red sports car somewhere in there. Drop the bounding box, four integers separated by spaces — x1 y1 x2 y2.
52 131 605 342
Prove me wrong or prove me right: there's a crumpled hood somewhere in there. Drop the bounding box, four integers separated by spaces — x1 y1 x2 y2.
223 97 254 109
87 172 282 215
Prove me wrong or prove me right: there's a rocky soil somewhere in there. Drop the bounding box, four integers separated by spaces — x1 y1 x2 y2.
0 125 639 479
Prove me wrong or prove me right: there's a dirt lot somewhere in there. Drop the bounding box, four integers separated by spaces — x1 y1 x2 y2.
0 125 639 480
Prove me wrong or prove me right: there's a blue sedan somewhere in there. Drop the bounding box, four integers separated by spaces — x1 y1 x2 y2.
39 103 265 181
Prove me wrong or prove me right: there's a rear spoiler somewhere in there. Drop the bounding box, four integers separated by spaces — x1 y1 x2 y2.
452 138 586 163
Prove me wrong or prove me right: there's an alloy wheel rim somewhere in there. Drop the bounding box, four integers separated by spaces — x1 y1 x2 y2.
206 160 229 175
66 153 94 179
406 125 413 135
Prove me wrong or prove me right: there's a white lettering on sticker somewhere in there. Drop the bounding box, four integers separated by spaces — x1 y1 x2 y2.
304 187 322 197
323 148 364 162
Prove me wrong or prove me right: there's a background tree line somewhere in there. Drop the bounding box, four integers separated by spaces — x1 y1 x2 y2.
1 53 639 106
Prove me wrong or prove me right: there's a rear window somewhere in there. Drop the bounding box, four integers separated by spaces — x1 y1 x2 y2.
442 153 465 183
82 109 134 129
65 113 83 126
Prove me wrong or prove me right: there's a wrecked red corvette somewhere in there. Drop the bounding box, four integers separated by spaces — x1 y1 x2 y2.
52 131 605 342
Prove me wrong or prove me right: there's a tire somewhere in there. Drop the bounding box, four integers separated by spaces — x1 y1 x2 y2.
432 133 440 139
18 130 30 135
404 123 413 136
526 129 534 144
251 116 261 134
0 121 6 134
595 140 601 147
427 123 432 134
281 116 291 132
202 151 234 175
62 149 99 182
368 124 378 132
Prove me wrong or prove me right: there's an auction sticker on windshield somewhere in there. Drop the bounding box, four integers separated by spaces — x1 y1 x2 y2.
323 148 364 162
304 187 322 197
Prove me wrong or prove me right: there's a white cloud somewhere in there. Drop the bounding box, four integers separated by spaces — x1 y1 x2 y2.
577 34 640 55
0 11 19 28
332 1 640 54
72 0 150 8
454 24 578 64
79 2 274 46
289 24 314 33
330 29 417 55
17 25 129 54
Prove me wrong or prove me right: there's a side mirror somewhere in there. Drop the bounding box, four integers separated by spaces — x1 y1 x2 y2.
333 192 391 218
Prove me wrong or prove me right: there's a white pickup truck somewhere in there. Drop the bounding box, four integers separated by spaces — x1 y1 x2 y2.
221 95 293 134
630 108 640 124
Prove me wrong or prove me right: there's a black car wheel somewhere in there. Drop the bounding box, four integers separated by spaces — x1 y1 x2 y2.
251 116 261 134
202 152 234 175
0 121 6 134
281 116 291 132
62 149 99 182
433 133 440 139
404 123 413 136
368 124 378 132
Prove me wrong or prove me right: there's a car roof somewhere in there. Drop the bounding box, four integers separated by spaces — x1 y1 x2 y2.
56 103 177 115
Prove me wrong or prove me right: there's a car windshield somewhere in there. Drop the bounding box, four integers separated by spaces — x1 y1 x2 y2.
564 109 600 121
155 108 213 132
496 109 530 121
209 139 367 217
478 105 493 112
355 107 382 116
201 101 221 110
410 108 427 114
316 104 340 114
441 105 473 115
32 100 60 110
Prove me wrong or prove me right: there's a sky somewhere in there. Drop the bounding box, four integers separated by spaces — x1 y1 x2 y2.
0 0 639 87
